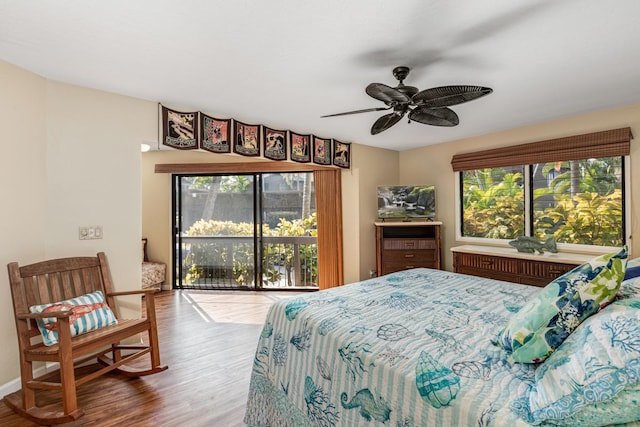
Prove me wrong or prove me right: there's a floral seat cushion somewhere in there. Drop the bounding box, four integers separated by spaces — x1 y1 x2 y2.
142 261 166 291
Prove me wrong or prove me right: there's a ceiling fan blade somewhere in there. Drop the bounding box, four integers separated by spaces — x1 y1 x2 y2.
409 106 459 127
366 83 411 104
412 85 493 108
320 106 391 118
371 112 405 135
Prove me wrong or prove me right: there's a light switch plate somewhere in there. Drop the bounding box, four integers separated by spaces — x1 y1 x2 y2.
79 226 103 240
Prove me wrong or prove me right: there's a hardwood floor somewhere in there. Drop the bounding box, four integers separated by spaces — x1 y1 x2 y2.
0 290 303 426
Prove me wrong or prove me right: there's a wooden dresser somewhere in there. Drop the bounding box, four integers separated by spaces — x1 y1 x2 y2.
451 245 596 287
375 221 442 276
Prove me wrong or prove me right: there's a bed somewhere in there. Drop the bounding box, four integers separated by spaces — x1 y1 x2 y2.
244 254 640 426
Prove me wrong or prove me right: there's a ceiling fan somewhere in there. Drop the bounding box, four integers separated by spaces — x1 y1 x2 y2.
321 66 493 135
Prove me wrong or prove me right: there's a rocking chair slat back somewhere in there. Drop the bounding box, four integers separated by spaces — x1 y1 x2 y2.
18 258 108 305
11 257 112 342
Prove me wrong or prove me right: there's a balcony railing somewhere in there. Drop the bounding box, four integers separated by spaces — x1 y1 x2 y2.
179 235 318 289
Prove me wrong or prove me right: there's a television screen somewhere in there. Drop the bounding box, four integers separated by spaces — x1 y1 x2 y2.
377 185 436 220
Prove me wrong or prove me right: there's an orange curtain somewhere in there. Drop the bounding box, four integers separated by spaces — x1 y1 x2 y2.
314 169 344 289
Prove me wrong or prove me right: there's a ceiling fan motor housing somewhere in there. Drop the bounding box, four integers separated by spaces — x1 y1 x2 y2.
392 66 410 82
392 66 419 98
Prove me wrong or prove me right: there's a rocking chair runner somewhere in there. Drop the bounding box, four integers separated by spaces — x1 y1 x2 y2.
5 252 168 425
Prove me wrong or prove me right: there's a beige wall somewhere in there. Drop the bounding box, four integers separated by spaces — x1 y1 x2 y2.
44 81 157 315
348 144 399 280
0 61 47 383
0 61 153 388
400 104 640 270
141 144 399 286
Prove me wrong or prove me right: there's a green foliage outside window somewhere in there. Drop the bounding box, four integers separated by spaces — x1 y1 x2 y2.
532 158 623 246
183 213 317 286
534 190 622 246
462 169 525 239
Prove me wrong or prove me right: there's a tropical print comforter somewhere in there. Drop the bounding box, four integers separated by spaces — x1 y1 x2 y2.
244 268 639 426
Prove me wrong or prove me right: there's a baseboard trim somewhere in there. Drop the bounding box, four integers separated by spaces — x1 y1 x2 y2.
0 363 59 397
0 375 21 397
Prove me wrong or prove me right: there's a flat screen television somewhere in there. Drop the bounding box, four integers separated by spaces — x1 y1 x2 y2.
377 185 436 220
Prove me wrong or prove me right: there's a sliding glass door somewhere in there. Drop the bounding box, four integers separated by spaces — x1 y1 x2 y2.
173 172 318 290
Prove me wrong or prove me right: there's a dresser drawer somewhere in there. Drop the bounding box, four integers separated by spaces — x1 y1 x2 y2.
454 253 519 275
383 238 436 251
383 250 436 263
381 258 437 275
518 261 576 280
518 260 578 286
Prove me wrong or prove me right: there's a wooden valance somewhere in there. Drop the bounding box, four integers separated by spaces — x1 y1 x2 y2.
451 127 632 172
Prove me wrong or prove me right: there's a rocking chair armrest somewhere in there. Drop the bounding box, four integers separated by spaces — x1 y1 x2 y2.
107 289 156 298
17 310 73 320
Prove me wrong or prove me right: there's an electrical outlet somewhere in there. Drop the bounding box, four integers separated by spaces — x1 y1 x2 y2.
79 226 103 240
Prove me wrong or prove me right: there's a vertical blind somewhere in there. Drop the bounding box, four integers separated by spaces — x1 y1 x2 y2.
314 169 344 289
451 127 632 172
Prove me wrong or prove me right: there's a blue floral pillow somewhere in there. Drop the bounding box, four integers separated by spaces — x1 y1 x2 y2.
29 291 118 346
624 257 640 281
617 258 640 301
496 246 628 364
511 298 640 426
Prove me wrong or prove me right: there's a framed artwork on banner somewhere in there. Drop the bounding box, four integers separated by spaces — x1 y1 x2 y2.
333 140 351 168
161 106 199 149
233 121 260 156
290 132 311 163
263 127 287 161
200 114 231 153
312 136 332 165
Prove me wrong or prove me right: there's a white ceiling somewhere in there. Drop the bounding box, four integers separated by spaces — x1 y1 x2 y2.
2 0 640 151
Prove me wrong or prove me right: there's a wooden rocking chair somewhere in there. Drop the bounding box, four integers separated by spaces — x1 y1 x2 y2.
5 252 168 425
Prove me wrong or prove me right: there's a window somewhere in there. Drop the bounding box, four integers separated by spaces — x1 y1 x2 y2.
460 158 624 247
174 172 318 290
531 158 624 246
453 128 631 249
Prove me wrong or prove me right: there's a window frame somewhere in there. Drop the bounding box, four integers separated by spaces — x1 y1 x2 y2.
455 156 631 253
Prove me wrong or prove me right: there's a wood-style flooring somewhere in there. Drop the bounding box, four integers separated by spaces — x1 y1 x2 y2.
0 290 303 426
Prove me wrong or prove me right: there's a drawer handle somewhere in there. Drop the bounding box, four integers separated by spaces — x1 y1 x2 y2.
481 260 494 266
405 265 415 269
404 254 415 258
549 269 564 274
404 242 415 247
